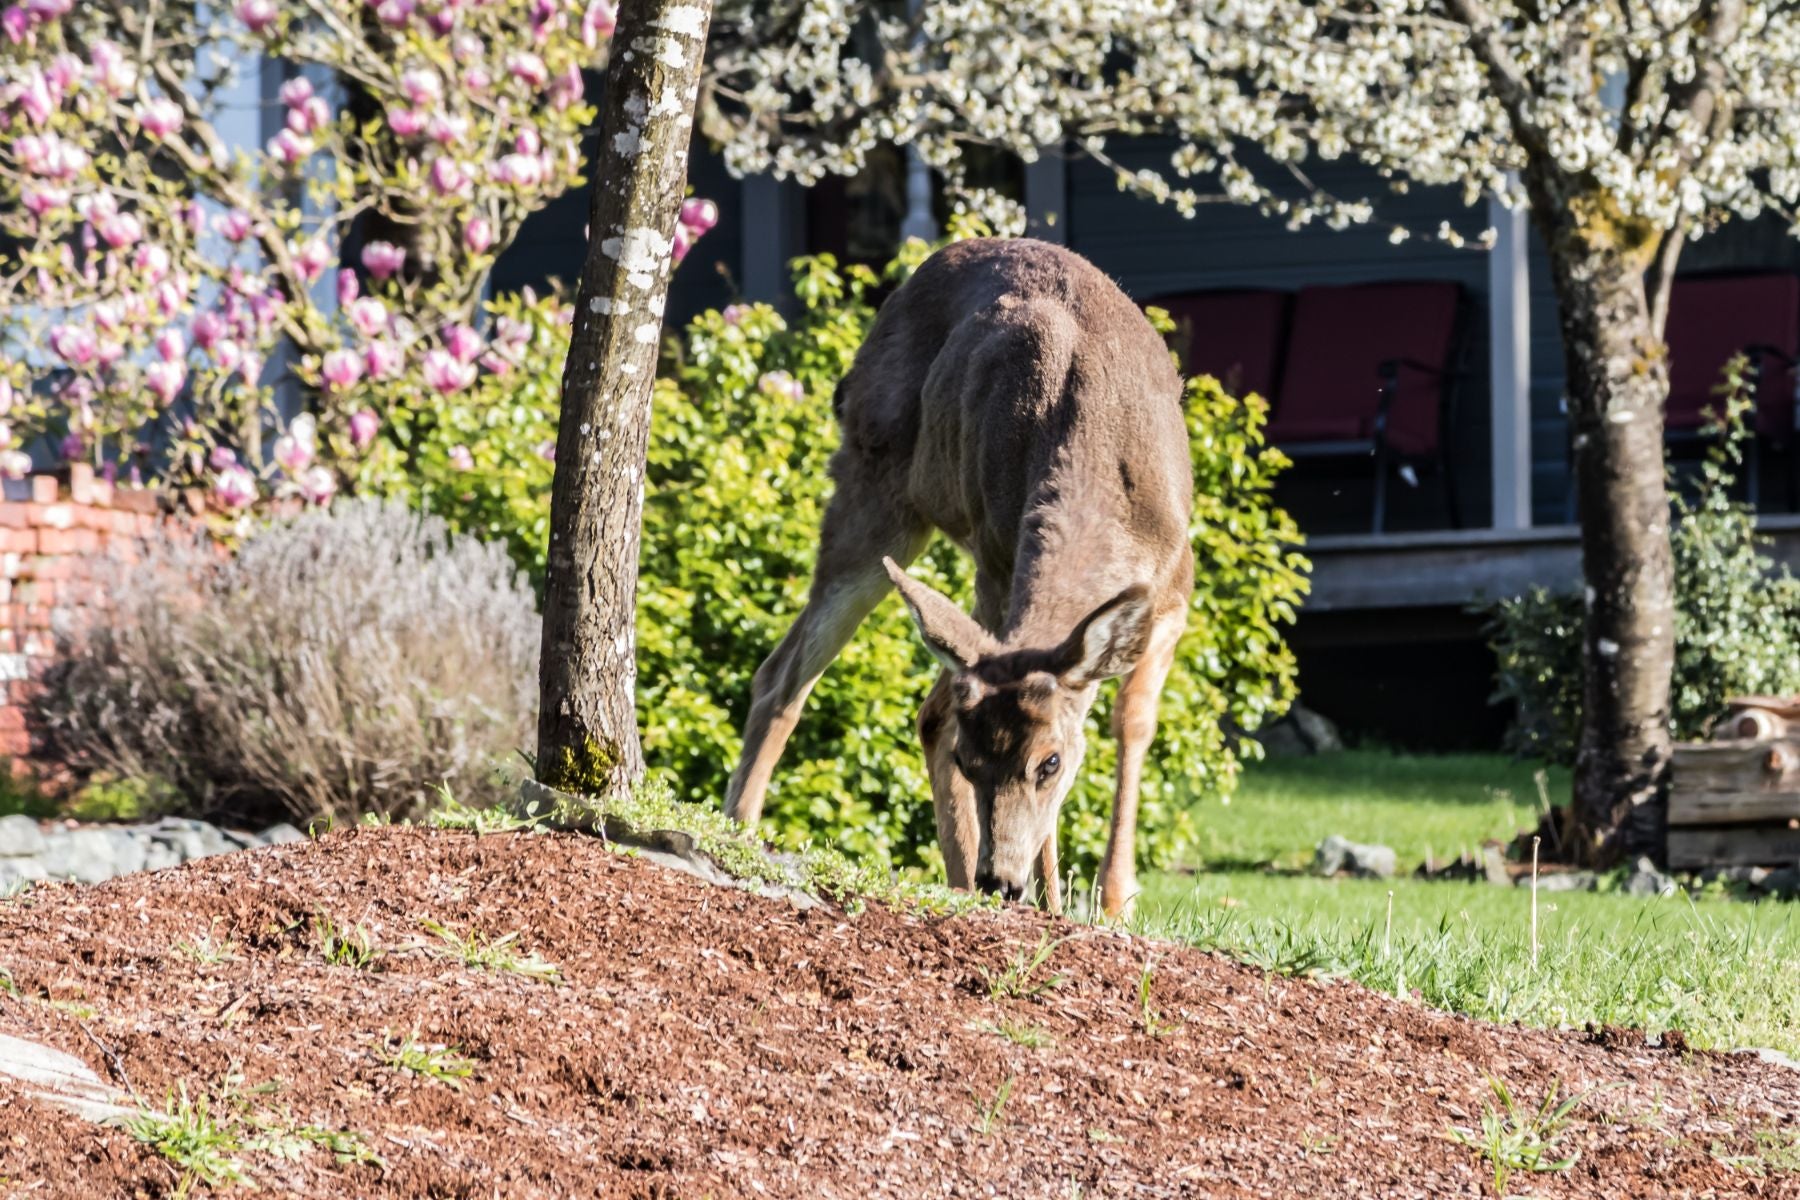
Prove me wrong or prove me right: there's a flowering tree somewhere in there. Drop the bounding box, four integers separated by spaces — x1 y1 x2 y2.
703 0 1800 864
0 0 716 512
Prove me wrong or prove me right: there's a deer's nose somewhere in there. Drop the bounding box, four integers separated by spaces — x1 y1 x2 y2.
975 872 1027 902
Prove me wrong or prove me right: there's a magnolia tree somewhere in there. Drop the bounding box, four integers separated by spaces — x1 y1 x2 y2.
704 0 1800 864
0 0 716 510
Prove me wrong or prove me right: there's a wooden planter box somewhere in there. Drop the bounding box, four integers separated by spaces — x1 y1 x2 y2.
1668 697 1800 869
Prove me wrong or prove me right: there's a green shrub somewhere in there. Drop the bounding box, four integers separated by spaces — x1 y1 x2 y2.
379 245 1307 877
1485 358 1800 762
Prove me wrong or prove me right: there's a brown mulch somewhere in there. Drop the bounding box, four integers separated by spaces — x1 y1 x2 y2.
0 826 1797 1198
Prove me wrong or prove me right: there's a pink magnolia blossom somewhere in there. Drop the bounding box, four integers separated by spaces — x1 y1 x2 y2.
386 105 426 137
22 185 67 215
234 0 277 32
336 268 359 306
445 324 482 363
514 128 541 156
507 51 548 87
89 41 134 95
462 215 494 253
49 324 96 366
294 235 332 281
44 51 80 90
0 450 31 480
672 222 694 264
349 409 380 450
549 63 583 109
18 69 53 125
145 360 185 405
27 0 73 15
721 304 749 326
363 339 403 378
426 6 457 35
681 198 719 235
154 328 185 363
478 351 513 377
192 311 226 349
0 422 11 451
134 242 170 282
448 444 474 470
581 0 616 46
212 464 257 510
493 153 543 187
462 66 492 94
399 67 442 106
208 445 238 471
321 349 364 392
298 466 337 504
423 349 476 394
375 0 415 26
156 280 184 317
137 97 183 139
535 439 556 462
0 378 12 415
348 297 389 338
274 413 317 471
429 156 469 196
267 127 313 164
3 8 31 45
278 77 313 107
451 31 484 61
95 339 125 367
428 113 469 145
288 96 331 135
217 209 253 242
213 340 244 373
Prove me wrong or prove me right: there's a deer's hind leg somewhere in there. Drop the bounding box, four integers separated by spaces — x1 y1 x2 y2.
725 471 927 828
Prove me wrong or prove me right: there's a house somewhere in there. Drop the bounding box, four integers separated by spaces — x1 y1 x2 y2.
502 134 1800 749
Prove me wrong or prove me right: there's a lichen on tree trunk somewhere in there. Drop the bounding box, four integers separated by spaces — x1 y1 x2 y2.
1535 190 1678 867
536 0 714 797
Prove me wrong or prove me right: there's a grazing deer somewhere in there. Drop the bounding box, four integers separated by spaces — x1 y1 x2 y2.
724 238 1193 917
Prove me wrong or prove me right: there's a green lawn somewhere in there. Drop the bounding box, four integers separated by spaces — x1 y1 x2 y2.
1136 751 1800 1056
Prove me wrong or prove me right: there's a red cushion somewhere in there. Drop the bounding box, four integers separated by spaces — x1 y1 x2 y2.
1273 281 1462 458
1148 290 1290 401
1666 274 1800 436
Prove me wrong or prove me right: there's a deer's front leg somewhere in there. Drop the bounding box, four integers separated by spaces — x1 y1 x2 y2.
920 671 980 890
1098 616 1184 920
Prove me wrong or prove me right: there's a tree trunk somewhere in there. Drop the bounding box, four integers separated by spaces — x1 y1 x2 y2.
1537 206 1677 866
536 0 714 794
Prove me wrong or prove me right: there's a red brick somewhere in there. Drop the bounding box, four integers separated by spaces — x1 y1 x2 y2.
37 527 98 555
28 476 56 504
90 479 114 508
112 488 160 516
25 556 74 581
14 581 53 607
9 679 42 704
28 503 73 530
0 529 34 554
20 606 50 629
0 728 28 757
67 463 94 505
0 707 23 733
75 505 117 532
0 506 28 529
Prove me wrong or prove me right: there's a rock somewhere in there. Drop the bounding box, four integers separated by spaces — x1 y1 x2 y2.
258 823 306 846
0 1034 141 1125
0 858 46 893
1312 835 1397 880
220 828 262 850
1534 870 1597 892
141 840 181 873
39 829 134 885
147 818 231 863
1481 845 1514 887
1255 703 1343 757
1624 856 1678 898
0 814 45 857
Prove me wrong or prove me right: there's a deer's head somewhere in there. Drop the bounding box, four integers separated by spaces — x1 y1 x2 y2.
883 558 1155 901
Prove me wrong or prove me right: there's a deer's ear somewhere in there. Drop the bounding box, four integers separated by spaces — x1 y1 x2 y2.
1053 584 1156 688
883 557 989 671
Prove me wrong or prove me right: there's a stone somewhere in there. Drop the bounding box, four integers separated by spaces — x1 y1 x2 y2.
1534 870 1598 892
0 1034 140 1125
0 814 45 857
1312 835 1397 880
141 841 181 873
1255 704 1344 758
0 858 46 893
1623 856 1678 898
219 828 262 851
258 823 306 846
1481 845 1514 887
39 828 132 885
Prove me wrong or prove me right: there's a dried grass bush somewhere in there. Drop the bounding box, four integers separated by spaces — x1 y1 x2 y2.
35 499 539 826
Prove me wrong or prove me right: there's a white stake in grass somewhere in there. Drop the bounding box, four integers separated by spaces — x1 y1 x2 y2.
1383 889 1394 960
1530 836 1541 973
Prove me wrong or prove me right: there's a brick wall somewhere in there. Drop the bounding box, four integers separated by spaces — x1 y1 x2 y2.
0 467 166 774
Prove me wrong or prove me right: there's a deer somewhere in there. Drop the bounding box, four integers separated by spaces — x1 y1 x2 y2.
723 237 1194 918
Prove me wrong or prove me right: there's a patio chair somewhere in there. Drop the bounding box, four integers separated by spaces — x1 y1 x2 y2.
1147 288 1292 401
1664 272 1800 510
1267 280 1468 532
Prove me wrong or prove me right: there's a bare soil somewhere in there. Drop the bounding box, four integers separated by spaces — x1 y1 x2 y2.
1 826 1797 1198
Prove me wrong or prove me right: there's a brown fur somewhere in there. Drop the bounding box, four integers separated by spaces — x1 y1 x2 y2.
725 238 1194 916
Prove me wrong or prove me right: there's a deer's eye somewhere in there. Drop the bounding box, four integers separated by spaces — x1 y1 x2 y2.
1036 753 1061 783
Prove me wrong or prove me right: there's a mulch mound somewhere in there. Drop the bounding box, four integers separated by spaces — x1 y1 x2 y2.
1 826 1797 1198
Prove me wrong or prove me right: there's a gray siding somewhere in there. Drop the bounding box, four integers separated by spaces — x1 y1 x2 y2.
1062 141 1495 530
